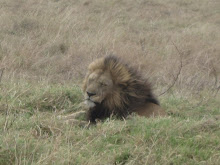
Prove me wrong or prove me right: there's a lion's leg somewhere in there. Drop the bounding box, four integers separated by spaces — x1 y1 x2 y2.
57 110 89 126
58 110 86 120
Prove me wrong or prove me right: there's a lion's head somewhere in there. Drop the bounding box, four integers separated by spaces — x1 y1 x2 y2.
83 66 114 108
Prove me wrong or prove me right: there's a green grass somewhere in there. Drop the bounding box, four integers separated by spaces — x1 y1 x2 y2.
0 83 219 165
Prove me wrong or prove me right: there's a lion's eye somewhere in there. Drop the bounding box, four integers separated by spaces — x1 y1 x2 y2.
100 82 107 87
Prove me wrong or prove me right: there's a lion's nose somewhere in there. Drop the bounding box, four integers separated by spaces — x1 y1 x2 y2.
87 92 96 97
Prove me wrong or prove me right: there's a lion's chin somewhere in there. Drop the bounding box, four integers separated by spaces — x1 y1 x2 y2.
84 100 96 108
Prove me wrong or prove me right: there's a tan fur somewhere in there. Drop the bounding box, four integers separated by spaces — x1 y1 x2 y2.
135 103 166 117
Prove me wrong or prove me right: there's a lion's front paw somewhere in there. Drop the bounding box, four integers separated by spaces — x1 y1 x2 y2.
57 110 88 126
57 110 86 120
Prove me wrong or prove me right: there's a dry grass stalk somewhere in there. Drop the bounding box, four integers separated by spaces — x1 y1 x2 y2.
158 41 183 97
0 68 5 83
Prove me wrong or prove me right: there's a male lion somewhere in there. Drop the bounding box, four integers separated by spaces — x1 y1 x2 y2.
60 55 166 124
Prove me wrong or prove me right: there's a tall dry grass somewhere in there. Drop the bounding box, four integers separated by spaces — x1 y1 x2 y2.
0 0 219 95
0 1 220 164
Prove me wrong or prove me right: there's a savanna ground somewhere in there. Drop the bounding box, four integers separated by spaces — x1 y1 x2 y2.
0 0 220 164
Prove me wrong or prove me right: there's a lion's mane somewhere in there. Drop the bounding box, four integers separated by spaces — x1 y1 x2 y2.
85 55 160 123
